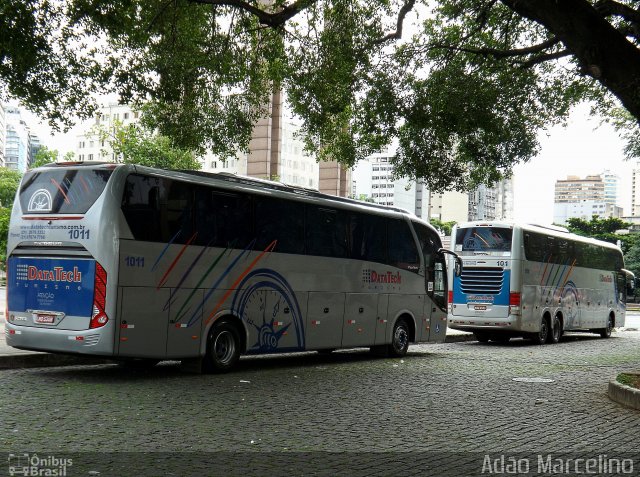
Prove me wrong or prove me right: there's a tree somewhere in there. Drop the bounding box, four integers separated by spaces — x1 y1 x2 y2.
30 146 61 169
0 207 10 269
565 216 637 253
429 218 457 236
2 1 640 190
0 168 22 208
97 122 201 170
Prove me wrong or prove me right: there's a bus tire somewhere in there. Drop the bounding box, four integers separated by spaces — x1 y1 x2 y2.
549 316 562 344
388 318 410 357
530 316 549 345
599 315 614 339
204 320 241 373
474 332 490 343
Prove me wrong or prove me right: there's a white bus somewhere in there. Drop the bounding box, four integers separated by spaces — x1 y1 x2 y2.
448 221 634 344
6 162 460 371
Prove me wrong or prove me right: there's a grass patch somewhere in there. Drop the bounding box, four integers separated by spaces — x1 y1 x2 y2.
617 373 640 389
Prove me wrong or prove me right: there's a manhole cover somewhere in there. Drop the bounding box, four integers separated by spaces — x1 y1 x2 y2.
512 377 555 383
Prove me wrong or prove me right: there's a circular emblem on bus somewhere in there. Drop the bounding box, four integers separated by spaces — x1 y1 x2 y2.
27 189 53 212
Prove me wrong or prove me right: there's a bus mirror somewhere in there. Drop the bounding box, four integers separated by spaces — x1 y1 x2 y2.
437 248 462 277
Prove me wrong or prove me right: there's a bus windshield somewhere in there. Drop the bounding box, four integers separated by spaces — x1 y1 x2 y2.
455 227 512 252
19 168 113 214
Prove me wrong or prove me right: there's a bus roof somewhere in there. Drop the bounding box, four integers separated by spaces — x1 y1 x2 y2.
455 220 622 252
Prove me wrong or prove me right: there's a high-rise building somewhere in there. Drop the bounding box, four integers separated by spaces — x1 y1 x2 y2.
632 162 640 217
601 169 620 206
467 179 515 222
0 104 5 167
553 174 623 224
351 150 430 218
4 106 30 172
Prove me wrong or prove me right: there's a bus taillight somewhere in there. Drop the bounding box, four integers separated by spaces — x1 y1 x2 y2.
447 290 453 313
90 262 108 329
509 292 521 316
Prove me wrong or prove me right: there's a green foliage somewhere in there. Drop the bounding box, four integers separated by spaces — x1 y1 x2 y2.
565 216 637 255
97 122 201 170
31 146 60 168
429 218 457 236
0 168 22 208
0 207 10 268
1 1 639 190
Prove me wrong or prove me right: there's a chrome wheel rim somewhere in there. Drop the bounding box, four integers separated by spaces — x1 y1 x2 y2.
214 330 236 365
393 325 408 353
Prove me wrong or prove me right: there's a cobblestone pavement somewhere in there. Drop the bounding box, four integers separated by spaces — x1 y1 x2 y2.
1 330 640 476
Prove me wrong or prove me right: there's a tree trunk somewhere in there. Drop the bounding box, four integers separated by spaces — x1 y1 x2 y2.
501 0 640 122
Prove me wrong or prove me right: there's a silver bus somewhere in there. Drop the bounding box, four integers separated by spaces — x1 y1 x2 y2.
448 221 634 344
6 162 460 371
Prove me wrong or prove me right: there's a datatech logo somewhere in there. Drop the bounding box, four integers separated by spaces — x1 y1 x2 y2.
362 269 402 284
16 264 83 283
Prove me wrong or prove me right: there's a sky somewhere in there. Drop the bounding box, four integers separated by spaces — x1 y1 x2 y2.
19 100 636 226
513 103 634 224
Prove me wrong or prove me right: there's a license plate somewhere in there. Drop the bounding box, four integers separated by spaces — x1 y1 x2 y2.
474 305 487 311
35 314 56 324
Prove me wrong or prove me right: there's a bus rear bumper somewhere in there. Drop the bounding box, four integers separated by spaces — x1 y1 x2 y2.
448 315 523 333
5 323 115 356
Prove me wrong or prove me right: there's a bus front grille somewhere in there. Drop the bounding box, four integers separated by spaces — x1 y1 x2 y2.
459 267 504 295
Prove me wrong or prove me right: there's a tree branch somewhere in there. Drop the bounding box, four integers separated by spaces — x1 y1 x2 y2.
188 0 318 27
430 37 560 59
372 0 417 45
595 0 640 25
519 49 571 68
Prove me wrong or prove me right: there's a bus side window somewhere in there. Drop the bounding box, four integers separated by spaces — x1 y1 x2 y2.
387 218 419 272
194 188 253 248
121 174 164 242
349 212 386 263
254 196 305 254
306 206 349 258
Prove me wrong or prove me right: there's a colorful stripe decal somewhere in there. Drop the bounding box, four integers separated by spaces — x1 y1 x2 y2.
156 232 198 289
203 240 278 327
151 229 182 272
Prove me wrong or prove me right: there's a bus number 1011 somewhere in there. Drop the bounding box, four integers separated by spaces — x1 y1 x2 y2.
124 256 145 267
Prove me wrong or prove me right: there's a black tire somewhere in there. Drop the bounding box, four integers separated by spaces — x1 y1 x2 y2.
599 315 614 338
530 316 550 345
549 315 562 344
387 318 410 357
474 332 490 343
204 320 241 373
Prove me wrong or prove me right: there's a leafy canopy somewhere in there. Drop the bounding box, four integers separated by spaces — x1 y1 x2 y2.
3 1 640 190
95 122 201 170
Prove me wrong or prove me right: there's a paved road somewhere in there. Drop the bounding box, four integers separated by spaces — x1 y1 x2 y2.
1 328 639 476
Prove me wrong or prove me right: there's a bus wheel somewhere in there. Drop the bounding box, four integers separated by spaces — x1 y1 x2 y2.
599 316 614 339
205 321 241 373
549 316 562 344
530 317 549 345
474 332 490 343
388 318 410 357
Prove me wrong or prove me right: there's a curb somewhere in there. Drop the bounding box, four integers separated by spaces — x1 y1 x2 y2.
445 333 476 343
608 378 640 410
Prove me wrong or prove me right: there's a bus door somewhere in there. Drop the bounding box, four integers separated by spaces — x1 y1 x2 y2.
412 222 448 341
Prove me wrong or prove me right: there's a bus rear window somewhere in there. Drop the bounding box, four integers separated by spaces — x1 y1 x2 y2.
456 227 512 252
19 169 113 214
